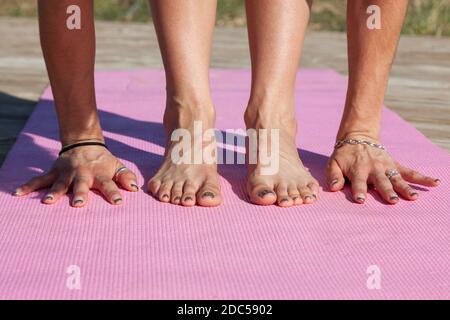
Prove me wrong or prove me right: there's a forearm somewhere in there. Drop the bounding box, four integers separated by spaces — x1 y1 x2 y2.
38 0 103 145
338 0 409 141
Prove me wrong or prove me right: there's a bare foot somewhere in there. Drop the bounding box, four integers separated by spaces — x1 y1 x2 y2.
244 104 320 207
148 98 221 207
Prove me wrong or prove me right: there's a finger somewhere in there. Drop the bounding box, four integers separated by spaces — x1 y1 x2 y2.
275 184 293 207
327 159 345 191
43 175 73 204
398 166 440 187
14 172 56 196
115 167 139 192
390 175 419 201
95 177 122 205
349 171 369 204
371 173 399 204
157 181 173 203
72 176 92 208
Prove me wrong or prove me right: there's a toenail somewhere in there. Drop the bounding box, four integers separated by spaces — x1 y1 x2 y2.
74 199 83 205
44 195 54 201
410 192 418 197
356 196 365 203
390 196 399 202
131 183 139 191
202 191 215 199
113 196 122 204
280 198 289 203
331 179 338 186
162 194 169 199
258 190 274 198
434 179 441 184
173 196 181 201
312 194 317 199
184 196 193 202
292 196 299 201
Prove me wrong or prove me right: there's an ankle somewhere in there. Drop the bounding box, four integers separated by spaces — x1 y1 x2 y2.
244 101 296 129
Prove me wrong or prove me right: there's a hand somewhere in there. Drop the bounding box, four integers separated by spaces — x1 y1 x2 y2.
326 139 440 204
13 145 139 207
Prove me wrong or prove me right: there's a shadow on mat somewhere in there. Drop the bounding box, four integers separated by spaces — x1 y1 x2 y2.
3 98 365 204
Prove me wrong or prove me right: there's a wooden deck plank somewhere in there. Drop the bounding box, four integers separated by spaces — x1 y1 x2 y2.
1 17 449 165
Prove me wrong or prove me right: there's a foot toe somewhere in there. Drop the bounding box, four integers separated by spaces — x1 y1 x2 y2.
249 184 277 206
197 181 221 207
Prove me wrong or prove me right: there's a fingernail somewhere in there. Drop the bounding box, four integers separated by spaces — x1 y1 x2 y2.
184 196 193 202
202 192 215 199
44 195 54 201
356 196 365 203
258 190 274 198
331 179 339 186
73 199 84 206
390 195 400 202
131 183 139 191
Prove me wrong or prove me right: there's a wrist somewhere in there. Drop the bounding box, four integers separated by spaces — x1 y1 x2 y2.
60 124 104 147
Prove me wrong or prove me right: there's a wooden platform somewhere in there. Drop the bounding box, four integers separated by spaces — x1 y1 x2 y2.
1 17 449 165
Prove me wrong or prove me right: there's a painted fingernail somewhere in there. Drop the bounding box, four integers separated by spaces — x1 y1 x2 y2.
390 195 400 202
73 199 84 206
258 190 274 198
202 192 215 199
131 183 139 191
184 196 193 202
356 196 365 203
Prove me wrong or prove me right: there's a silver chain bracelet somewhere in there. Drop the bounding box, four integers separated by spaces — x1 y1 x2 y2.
334 139 387 151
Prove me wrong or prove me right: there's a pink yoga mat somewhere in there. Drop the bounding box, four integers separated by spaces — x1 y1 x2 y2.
0 69 448 299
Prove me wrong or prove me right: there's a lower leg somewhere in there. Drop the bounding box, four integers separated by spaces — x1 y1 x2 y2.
244 0 319 207
148 0 221 207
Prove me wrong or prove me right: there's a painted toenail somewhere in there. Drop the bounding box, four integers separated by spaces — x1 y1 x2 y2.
202 192 215 199
410 192 418 197
44 195 54 201
434 179 441 184
280 198 289 203
331 179 338 186
74 199 83 205
312 194 317 199
390 196 399 202
131 183 139 191
113 198 122 204
258 190 274 198
292 196 299 200
173 196 181 202
162 194 169 199
356 196 365 203
304 195 313 200
184 196 193 201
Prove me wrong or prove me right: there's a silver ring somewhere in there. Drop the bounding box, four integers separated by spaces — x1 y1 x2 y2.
113 166 129 181
386 169 400 180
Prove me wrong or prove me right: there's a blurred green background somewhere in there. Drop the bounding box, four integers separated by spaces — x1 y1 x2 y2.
1 0 449 36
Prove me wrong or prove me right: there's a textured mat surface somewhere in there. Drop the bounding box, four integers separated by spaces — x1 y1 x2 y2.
0 69 448 299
